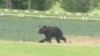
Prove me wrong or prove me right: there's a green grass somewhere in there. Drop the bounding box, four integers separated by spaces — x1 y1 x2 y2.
0 42 100 56
0 16 100 41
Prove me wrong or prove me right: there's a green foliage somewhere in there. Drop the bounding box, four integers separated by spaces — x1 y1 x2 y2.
11 0 28 9
60 0 99 13
0 0 5 8
31 0 55 11
0 0 100 12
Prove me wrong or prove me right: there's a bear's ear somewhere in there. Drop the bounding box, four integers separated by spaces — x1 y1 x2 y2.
39 25 41 27
43 25 46 29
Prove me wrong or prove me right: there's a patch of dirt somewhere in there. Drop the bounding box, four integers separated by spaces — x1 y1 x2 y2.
65 36 100 45
50 36 100 45
0 36 100 46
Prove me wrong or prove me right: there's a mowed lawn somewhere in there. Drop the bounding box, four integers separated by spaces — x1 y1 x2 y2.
1 16 100 41
0 42 100 56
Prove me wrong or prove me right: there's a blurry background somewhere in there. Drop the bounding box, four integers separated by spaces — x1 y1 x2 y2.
0 0 100 42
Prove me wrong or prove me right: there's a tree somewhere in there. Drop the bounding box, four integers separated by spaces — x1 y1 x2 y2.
31 0 55 11
11 0 28 9
28 0 31 10
0 0 5 8
60 0 99 13
6 0 12 8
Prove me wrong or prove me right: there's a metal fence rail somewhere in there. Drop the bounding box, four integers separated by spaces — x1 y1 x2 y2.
0 9 100 21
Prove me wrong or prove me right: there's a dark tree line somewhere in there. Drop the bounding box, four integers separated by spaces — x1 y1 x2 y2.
60 0 100 12
0 0 99 13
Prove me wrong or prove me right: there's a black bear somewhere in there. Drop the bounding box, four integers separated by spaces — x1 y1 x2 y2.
38 25 66 43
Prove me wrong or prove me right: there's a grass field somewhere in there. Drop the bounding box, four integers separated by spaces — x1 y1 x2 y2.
0 42 100 56
0 16 100 41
